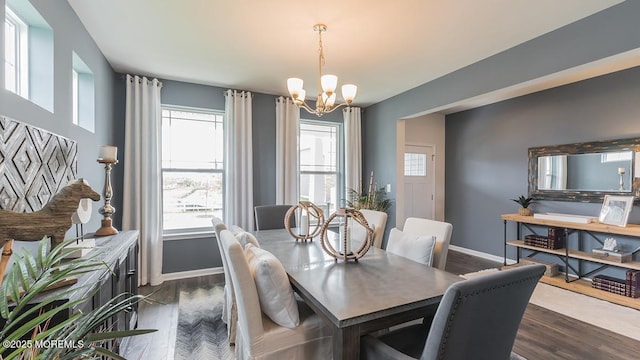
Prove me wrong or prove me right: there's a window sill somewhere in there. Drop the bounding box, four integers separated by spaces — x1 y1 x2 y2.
163 231 214 241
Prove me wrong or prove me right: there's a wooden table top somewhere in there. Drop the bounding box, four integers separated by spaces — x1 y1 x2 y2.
255 228 462 328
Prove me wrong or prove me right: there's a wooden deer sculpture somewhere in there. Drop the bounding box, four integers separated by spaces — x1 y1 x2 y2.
0 178 101 282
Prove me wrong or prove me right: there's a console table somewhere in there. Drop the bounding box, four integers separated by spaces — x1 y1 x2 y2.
2 231 139 353
502 213 640 310
74 231 139 352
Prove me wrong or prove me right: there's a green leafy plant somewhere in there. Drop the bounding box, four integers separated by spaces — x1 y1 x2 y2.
345 188 393 212
511 195 535 209
0 237 155 360
344 172 393 213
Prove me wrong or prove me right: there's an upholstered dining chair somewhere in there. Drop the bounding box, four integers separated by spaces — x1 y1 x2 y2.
254 204 296 230
359 209 388 248
219 229 333 359
212 217 237 345
361 264 545 360
401 218 452 270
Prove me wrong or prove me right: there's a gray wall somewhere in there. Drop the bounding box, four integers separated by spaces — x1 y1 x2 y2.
0 0 118 236
363 0 640 242
127 79 343 273
446 66 640 259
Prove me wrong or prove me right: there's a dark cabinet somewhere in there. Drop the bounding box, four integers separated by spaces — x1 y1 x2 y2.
71 231 139 353
1 231 139 357
125 243 139 331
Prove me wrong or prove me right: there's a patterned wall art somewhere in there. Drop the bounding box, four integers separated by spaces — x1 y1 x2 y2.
0 116 77 213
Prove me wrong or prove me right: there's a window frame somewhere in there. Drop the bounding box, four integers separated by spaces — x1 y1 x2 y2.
72 52 96 131
161 105 225 236
299 118 344 216
4 6 29 97
71 69 78 125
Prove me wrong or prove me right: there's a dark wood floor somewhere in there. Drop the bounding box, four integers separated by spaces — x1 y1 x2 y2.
445 251 640 360
122 250 640 359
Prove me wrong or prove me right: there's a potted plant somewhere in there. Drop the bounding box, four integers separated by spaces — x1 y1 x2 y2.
511 195 535 216
0 237 155 360
344 171 393 213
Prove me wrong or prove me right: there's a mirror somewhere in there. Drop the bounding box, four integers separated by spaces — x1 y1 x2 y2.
528 138 640 202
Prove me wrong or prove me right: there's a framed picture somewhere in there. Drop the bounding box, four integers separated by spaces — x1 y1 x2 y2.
598 195 634 227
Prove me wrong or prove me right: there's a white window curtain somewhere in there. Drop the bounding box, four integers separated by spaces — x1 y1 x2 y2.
538 155 567 190
122 74 163 286
224 90 254 229
275 96 300 205
344 107 362 192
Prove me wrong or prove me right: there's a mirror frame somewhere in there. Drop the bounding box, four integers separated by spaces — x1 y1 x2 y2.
528 137 640 203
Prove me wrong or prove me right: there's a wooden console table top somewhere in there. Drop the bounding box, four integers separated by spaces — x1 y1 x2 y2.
501 213 640 237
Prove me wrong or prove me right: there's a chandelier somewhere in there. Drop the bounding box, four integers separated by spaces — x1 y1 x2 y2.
287 24 357 116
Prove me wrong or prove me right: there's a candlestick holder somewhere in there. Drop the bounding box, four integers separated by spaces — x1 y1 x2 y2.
95 158 119 236
618 167 626 192
284 201 325 241
320 208 373 262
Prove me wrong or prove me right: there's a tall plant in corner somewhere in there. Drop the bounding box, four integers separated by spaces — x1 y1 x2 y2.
345 171 393 213
0 237 155 360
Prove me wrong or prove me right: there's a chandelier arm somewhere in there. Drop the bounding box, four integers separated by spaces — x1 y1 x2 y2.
321 102 350 114
298 100 318 114
315 102 351 115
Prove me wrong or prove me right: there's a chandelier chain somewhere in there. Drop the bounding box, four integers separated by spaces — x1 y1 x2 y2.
318 29 325 68
318 29 325 98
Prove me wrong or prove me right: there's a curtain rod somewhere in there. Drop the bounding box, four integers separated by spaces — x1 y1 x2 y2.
223 90 254 98
122 74 163 86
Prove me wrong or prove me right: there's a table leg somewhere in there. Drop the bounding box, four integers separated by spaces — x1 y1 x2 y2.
333 325 360 360
503 219 507 265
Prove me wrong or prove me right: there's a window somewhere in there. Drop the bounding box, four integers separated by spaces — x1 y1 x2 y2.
4 6 28 96
299 120 342 215
162 107 225 233
404 153 427 176
601 151 632 163
4 0 54 111
72 52 95 131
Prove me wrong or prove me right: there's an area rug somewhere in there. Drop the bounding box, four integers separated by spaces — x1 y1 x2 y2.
463 269 640 341
174 286 234 360
172 281 529 359
530 282 640 341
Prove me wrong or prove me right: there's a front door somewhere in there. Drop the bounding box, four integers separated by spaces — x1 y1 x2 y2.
403 145 435 220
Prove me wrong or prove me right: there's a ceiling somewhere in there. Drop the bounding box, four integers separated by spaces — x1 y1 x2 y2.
67 0 624 109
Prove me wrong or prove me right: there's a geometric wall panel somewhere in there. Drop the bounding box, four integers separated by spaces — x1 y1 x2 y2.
0 116 77 213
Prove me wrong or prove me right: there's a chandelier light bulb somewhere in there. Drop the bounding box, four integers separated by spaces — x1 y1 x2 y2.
342 84 357 103
322 92 336 107
287 78 304 98
321 74 338 95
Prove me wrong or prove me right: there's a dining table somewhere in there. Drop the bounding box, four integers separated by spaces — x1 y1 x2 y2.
254 228 463 360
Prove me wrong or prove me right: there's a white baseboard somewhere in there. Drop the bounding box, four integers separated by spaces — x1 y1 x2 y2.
162 267 223 282
449 245 517 265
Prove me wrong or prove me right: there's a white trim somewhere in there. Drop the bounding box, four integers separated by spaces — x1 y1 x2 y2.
299 119 343 214
72 69 79 125
163 230 215 241
161 106 225 233
5 6 29 97
161 267 223 281
162 103 222 113
449 244 517 265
